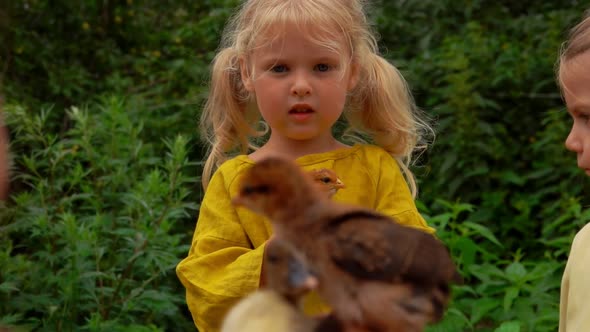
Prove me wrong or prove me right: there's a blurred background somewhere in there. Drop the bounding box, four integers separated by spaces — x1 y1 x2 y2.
1 0 589 331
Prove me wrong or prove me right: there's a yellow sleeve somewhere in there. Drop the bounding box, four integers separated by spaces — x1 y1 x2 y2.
371 147 435 234
176 167 264 332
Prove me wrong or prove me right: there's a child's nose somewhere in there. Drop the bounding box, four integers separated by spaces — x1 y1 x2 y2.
565 127 582 153
291 71 312 97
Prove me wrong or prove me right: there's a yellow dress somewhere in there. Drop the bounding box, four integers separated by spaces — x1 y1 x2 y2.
559 222 590 332
176 144 435 332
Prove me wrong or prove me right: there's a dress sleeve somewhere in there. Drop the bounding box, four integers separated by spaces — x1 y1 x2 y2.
372 148 435 234
559 223 590 332
176 168 264 332
559 253 571 332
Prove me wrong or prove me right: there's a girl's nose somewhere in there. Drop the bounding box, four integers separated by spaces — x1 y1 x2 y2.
291 71 312 97
565 127 582 153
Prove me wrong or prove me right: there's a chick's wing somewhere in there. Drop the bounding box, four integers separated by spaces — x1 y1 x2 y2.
323 210 436 284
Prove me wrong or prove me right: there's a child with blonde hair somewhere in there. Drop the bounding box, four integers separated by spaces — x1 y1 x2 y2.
557 9 590 332
176 0 434 330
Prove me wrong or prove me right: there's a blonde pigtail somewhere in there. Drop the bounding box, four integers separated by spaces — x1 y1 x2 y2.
346 52 433 197
200 47 258 189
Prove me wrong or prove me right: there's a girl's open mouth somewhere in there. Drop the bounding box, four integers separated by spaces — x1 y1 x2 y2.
289 104 315 121
289 110 314 121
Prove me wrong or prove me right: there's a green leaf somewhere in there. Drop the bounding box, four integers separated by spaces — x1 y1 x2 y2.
470 297 499 325
505 262 527 282
503 286 520 312
454 237 478 266
494 320 521 332
0 282 19 293
463 221 503 247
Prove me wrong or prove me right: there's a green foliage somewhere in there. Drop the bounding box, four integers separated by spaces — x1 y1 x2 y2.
2 0 237 143
371 3 590 331
2 0 590 331
0 98 199 331
423 200 568 332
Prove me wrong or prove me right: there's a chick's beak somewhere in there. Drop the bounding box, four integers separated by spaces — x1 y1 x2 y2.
334 178 345 189
288 259 318 291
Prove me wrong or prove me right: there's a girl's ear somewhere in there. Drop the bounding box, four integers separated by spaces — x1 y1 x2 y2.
347 61 360 91
239 56 254 92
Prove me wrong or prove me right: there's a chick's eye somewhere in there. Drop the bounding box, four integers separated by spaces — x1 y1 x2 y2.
242 184 271 195
256 185 270 194
321 177 331 183
266 253 281 264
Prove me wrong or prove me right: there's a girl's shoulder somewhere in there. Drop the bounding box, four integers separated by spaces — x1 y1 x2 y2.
572 223 590 249
347 144 401 172
208 155 255 190
352 144 395 161
568 223 590 269
217 155 255 172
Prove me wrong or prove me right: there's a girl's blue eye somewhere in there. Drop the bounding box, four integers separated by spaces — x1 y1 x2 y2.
270 65 287 73
315 63 330 72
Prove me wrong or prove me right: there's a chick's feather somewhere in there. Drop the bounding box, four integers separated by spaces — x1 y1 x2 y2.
263 238 318 305
233 157 460 332
309 168 345 198
221 239 319 332
220 290 316 332
222 235 349 332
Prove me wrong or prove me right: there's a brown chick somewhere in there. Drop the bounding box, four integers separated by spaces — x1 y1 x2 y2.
264 238 362 332
308 168 345 198
263 238 319 305
221 239 319 332
263 239 366 332
232 157 461 332
260 169 342 295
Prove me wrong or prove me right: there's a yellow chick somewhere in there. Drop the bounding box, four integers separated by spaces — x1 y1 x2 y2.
220 289 316 332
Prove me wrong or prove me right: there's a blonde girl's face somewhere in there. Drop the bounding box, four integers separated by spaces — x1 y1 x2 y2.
562 51 590 176
240 23 358 146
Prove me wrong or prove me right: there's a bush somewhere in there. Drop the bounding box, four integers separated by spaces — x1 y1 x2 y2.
0 98 199 331
2 1 590 331
371 2 590 331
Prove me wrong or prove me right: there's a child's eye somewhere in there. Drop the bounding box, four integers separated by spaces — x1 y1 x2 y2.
576 112 590 124
315 63 331 72
270 65 288 73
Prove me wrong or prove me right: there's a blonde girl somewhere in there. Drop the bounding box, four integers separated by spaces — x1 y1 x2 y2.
176 0 434 331
557 10 590 332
